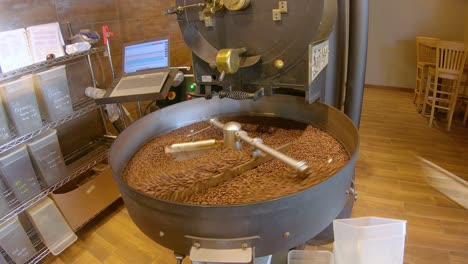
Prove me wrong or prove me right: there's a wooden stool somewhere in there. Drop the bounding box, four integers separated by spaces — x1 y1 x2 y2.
457 58 468 126
422 41 468 131
414 37 439 107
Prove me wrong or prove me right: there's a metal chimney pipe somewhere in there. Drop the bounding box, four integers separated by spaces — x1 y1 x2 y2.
324 0 347 109
344 0 369 128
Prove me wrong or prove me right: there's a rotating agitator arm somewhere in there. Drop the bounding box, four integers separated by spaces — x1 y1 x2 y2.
210 119 309 176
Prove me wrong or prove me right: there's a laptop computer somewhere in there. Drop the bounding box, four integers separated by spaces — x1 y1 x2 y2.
109 38 170 98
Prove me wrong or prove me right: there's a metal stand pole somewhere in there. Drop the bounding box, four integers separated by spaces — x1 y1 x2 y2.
118 103 127 128
174 254 184 264
344 0 369 128
106 41 116 79
137 101 143 118
86 54 97 87
99 106 112 135
86 54 111 135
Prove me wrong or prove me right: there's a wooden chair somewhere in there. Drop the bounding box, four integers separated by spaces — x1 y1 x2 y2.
459 55 468 126
464 100 468 126
414 37 439 107
422 41 468 131
454 45 468 126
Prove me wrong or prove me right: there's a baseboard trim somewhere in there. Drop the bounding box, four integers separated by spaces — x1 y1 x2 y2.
365 84 413 93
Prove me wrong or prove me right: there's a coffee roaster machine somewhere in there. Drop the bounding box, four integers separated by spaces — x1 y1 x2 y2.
109 0 369 263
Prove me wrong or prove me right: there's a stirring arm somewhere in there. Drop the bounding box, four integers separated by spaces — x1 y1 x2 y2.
210 119 310 176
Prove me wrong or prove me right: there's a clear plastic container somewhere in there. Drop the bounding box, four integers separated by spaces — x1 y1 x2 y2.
33 66 73 122
0 179 10 217
0 101 11 145
255 255 272 264
27 129 67 186
288 250 334 264
0 145 41 202
0 75 42 135
0 216 36 264
26 197 77 255
333 217 407 264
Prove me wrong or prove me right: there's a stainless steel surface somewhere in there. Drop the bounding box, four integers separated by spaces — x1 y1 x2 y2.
137 101 143 118
0 47 106 83
0 99 99 154
236 130 309 175
346 184 358 201
186 126 212 138
210 118 309 174
99 106 112 136
344 0 368 127
218 71 226 82
106 41 116 80
165 139 221 156
170 66 192 71
186 235 260 250
222 121 242 150
210 118 242 150
0 139 110 226
109 95 359 257
117 103 127 128
86 54 97 88
210 118 224 129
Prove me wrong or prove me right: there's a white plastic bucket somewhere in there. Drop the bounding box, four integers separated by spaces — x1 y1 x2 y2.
333 217 407 264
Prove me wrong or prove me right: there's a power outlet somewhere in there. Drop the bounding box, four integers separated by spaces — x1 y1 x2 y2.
272 9 282 21
279 1 288 12
272 1 288 21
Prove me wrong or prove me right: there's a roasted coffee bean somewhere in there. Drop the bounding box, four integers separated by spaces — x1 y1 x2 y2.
123 117 349 205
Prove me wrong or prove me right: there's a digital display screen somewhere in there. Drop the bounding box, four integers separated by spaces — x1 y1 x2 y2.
123 39 169 74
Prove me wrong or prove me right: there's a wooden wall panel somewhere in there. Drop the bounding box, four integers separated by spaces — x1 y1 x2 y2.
115 0 161 20
0 0 57 31
55 0 119 28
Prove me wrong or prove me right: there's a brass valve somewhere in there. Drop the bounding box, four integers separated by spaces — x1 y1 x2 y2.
224 0 251 11
203 0 224 14
274 59 285 70
216 48 248 75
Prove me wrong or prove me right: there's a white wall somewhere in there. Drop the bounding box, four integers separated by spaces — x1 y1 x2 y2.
365 0 468 89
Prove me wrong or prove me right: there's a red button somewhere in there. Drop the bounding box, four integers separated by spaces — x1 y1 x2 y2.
187 95 193 100
167 91 176 100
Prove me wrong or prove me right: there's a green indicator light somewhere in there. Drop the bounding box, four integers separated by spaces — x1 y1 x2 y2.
189 83 197 91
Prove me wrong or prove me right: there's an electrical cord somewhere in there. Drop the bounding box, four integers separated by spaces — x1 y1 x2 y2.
144 100 161 115
187 92 209 98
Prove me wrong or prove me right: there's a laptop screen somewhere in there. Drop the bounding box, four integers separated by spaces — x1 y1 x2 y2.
123 39 169 74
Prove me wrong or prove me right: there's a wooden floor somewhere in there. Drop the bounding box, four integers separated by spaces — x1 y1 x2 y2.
44 88 468 264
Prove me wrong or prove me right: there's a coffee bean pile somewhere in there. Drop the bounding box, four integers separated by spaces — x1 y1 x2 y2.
123 116 349 205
